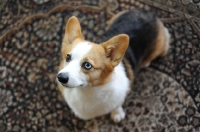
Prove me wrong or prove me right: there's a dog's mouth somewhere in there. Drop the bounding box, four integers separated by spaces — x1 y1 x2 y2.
59 82 84 88
59 83 74 88
60 83 69 87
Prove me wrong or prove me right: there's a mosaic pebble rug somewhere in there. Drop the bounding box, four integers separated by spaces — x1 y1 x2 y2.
1 0 200 131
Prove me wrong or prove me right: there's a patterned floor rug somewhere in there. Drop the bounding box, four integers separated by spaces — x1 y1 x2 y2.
1 0 200 131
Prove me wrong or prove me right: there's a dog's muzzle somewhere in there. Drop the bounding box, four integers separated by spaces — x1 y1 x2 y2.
57 72 69 84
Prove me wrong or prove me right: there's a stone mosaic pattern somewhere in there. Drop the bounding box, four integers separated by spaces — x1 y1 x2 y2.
1 0 200 131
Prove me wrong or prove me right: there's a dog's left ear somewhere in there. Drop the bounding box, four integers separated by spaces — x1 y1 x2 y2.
64 16 84 44
101 34 129 67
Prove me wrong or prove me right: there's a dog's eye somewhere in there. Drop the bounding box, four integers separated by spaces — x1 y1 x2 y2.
66 54 71 62
82 62 92 70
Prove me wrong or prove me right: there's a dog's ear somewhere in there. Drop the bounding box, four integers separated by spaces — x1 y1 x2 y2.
64 16 84 44
101 34 129 67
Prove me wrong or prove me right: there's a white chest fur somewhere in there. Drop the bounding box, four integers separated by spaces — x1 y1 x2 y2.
63 62 129 120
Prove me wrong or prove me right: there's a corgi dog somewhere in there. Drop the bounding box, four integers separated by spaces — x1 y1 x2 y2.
57 8 170 123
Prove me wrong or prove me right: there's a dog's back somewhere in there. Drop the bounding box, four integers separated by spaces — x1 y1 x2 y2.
97 8 170 73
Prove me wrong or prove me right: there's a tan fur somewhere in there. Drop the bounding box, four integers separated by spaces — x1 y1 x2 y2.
81 34 129 87
140 19 169 68
81 44 111 86
63 16 84 44
101 34 129 67
106 11 128 30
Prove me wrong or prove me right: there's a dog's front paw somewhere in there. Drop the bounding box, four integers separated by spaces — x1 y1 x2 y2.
111 106 125 123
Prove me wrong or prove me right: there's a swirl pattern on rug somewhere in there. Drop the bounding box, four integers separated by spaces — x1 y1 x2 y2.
1 0 200 131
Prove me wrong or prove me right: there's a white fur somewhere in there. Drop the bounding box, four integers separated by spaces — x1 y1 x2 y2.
58 42 92 88
164 27 170 52
111 106 125 123
62 62 129 121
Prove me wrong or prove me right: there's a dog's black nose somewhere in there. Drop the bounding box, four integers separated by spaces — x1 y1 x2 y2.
57 72 69 84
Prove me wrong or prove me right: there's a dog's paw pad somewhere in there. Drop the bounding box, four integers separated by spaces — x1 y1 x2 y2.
111 107 125 123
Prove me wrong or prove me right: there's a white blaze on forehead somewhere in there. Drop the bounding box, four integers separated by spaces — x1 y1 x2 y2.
71 42 92 60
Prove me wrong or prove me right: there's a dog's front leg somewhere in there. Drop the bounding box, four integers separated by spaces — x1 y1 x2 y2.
111 106 125 123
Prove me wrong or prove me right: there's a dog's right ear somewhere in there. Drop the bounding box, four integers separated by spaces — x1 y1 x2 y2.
63 16 84 44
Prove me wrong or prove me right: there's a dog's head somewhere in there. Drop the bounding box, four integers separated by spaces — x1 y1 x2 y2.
57 16 129 88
